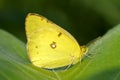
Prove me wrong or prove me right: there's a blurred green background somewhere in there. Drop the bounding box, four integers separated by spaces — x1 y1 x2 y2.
0 0 120 44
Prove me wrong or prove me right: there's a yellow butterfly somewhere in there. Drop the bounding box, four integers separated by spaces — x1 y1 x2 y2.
25 13 88 69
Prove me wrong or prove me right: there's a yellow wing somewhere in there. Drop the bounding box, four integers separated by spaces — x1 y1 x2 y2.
25 13 84 69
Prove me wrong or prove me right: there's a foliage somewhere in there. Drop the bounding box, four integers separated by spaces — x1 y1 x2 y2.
0 24 120 80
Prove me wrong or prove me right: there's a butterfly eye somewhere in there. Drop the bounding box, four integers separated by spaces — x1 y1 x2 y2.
50 41 56 49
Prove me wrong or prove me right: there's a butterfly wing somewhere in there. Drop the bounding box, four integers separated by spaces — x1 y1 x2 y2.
25 13 82 69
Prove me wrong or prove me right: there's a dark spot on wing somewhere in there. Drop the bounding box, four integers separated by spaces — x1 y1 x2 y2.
46 20 49 23
41 17 44 21
58 32 62 37
50 41 56 49
35 46 38 48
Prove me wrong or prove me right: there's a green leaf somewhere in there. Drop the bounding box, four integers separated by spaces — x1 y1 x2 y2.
0 24 120 80
0 29 57 80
